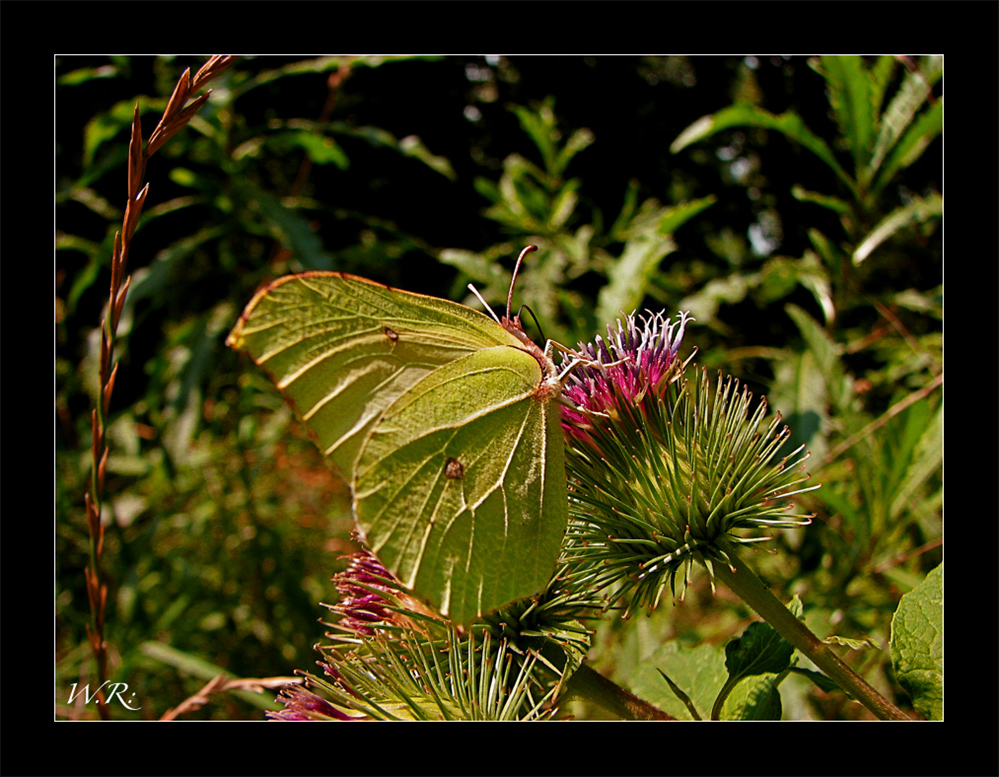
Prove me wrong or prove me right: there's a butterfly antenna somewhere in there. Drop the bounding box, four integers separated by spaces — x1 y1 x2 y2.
466 283 502 324
519 303 547 343
507 245 538 318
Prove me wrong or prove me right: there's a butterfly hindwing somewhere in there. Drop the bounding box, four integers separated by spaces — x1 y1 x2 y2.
353 345 567 625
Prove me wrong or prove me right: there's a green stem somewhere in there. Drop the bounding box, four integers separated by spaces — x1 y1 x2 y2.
713 541 909 721
563 663 675 720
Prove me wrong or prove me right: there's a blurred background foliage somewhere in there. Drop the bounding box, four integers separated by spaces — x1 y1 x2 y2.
56 55 941 719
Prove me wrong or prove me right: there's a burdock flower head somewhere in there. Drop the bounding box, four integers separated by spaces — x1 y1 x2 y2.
270 548 572 720
562 309 693 432
560 310 817 614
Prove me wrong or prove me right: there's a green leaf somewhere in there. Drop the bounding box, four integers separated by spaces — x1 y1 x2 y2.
769 303 856 462
812 56 877 178
227 267 571 625
656 669 702 720
57 61 123 86
398 135 457 181
320 123 456 180
822 634 879 651
82 100 138 167
677 272 752 324
852 191 942 265
595 233 676 325
628 641 729 721
721 672 784 720
510 98 593 180
724 617 796 678
511 101 560 175
608 179 642 239
795 251 836 325
656 195 717 237
792 185 853 217
784 303 852 412
555 128 595 179
548 178 581 230
791 666 844 696
890 563 942 719
671 104 855 197
875 97 941 196
140 642 282 711
715 611 798 720
867 55 902 122
868 57 941 190
438 247 511 299
889 401 941 522
806 227 847 270
768 349 828 464
240 56 445 96
241 185 333 271
280 130 350 168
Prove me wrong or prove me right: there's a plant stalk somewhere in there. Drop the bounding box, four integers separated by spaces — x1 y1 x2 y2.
713 540 909 721
563 663 675 720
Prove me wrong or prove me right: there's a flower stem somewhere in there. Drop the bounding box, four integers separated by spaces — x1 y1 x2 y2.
563 663 675 720
712 540 909 721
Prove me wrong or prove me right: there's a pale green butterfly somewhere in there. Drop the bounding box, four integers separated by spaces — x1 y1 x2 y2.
227 246 585 626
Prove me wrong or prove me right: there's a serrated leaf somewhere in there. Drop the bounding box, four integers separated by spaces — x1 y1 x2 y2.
890 563 942 719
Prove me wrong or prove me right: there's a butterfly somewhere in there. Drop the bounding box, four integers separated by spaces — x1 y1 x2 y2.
228 246 582 625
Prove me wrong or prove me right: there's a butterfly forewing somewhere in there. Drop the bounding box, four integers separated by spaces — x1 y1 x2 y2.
227 272 525 478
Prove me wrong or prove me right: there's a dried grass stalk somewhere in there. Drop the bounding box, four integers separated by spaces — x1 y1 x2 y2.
159 675 303 720
82 55 236 719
